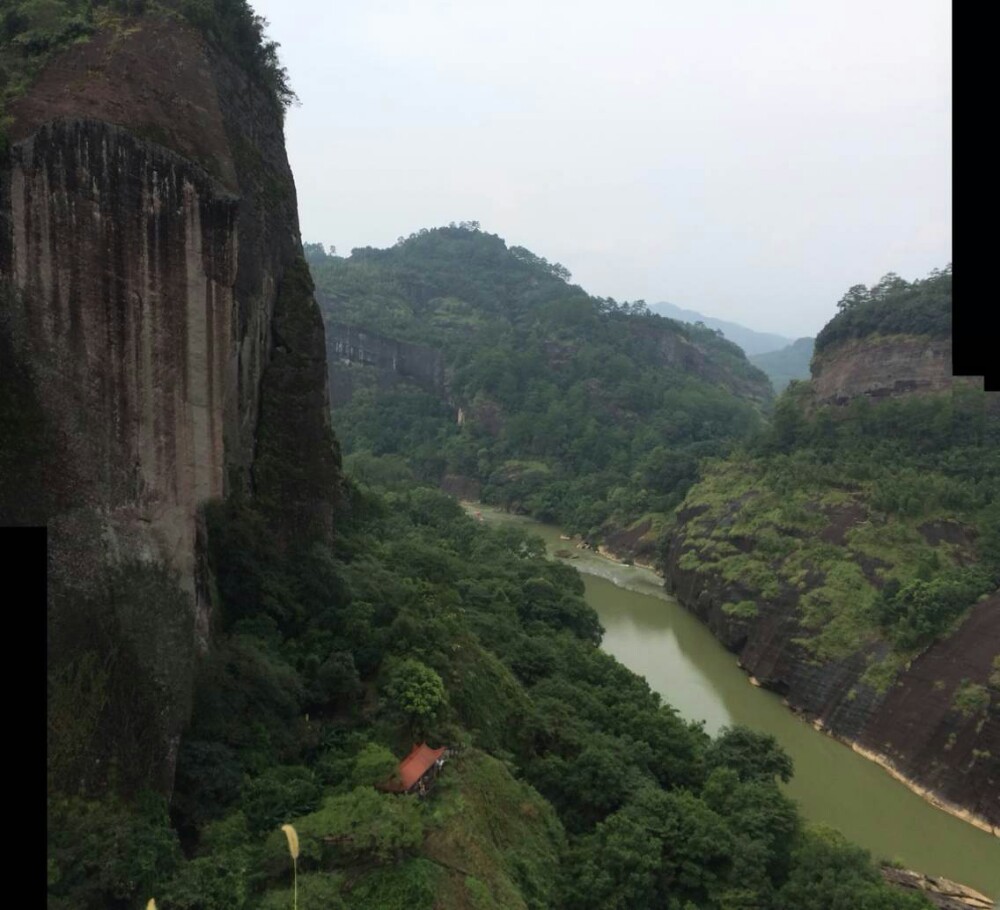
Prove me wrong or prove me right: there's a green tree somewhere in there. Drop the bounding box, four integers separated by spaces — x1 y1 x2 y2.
776 827 931 909
383 658 448 732
350 743 400 788
706 726 794 784
242 766 322 836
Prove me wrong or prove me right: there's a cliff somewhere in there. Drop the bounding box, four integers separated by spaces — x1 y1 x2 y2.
324 317 446 407
5 15 339 794
812 335 982 406
663 279 1000 830
664 510 999 830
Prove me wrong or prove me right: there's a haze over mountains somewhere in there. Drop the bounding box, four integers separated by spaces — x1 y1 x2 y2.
649 301 814 391
650 301 795 356
749 338 817 392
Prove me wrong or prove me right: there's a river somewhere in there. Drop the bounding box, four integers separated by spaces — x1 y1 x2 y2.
468 504 1000 898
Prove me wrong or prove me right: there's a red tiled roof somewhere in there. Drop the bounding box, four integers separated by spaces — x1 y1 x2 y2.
395 743 446 791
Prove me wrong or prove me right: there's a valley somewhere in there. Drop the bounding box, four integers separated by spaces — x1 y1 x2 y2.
469 503 1000 897
4 3 985 908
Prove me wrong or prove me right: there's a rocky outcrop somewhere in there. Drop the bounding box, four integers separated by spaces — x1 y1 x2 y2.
4 16 339 794
853 594 999 828
324 319 446 406
664 508 1000 832
598 517 662 570
882 868 996 910
812 335 982 406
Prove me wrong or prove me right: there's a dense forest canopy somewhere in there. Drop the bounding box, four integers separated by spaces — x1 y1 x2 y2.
48 467 934 909
309 224 772 540
814 266 952 356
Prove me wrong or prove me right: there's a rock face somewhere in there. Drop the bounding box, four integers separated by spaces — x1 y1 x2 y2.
664 523 1000 831
5 119 238 594
881 868 996 910
855 592 999 825
3 17 339 793
812 336 981 406
663 334 999 829
324 319 446 406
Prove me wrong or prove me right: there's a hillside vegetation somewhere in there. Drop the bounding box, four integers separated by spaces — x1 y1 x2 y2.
308 225 772 540
814 267 952 356
29 8 961 905
670 265 998 685
48 467 932 910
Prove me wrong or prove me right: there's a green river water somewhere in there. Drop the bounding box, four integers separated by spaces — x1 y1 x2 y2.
469 504 1000 898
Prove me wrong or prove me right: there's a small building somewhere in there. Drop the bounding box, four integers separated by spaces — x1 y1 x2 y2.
379 743 449 796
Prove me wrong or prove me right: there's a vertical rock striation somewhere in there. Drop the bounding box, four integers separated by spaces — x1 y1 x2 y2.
6 120 238 592
324 320 447 406
3 16 340 794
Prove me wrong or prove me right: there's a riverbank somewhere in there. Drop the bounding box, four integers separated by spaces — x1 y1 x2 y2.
462 501 999 897
593 519 998 838
845 741 997 837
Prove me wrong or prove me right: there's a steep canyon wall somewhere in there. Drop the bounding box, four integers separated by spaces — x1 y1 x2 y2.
3 17 339 793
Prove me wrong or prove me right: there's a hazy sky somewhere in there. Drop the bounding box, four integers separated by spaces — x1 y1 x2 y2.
253 0 950 338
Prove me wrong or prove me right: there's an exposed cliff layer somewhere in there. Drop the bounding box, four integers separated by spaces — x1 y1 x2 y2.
5 16 339 794
5 119 238 590
812 335 982 407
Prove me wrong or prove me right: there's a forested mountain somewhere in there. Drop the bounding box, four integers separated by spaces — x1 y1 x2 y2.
665 265 1000 828
308 225 772 541
650 301 794 356
750 337 815 392
15 4 971 908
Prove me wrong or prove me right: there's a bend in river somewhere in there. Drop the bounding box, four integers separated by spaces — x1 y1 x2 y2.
468 504 1000 899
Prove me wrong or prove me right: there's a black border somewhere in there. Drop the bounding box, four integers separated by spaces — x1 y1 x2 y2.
1 526 47 887
951 12 995 391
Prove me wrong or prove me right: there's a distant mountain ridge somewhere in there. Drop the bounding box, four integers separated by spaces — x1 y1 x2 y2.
750 337 815 392
651 301 793 356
